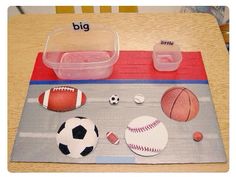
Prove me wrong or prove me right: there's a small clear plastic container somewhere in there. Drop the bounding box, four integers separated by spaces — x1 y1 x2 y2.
153 41 182 71
43 23 119 80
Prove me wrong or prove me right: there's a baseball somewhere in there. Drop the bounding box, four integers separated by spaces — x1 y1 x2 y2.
125 115 168 156
134 94 145 104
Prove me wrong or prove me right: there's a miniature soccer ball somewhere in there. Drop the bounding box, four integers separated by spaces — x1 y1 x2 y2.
109 94 119 105
56 116 99 158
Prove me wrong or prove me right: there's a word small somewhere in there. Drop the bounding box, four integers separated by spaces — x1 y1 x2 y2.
161 40 174 45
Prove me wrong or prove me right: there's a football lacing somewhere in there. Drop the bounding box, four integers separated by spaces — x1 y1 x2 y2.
127 120 160 133
52 86 75 92
127 144 161 152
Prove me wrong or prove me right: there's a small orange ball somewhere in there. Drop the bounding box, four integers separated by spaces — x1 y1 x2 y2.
193 131 203 142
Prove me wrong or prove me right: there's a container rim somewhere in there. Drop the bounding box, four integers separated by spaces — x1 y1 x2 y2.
42 24 119 69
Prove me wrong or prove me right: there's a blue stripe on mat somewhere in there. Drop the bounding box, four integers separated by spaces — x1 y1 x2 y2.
96 156 135 164
30 79 208 85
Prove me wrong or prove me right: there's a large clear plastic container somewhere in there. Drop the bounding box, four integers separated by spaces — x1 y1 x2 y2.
153 41 182 71
43 23 119 80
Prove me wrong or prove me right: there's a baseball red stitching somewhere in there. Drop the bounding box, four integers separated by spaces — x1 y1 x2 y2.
127 120 160 133
127 144 161 152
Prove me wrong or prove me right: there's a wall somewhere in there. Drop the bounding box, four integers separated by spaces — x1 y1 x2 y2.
8 6 229 25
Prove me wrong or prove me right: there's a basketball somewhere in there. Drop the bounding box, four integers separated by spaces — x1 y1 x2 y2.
161 87 199 122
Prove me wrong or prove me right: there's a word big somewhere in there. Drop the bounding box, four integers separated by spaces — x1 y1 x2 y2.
72 22 90 32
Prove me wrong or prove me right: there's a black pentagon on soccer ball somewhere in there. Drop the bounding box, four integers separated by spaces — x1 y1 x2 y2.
57 122 66 134
94 125 99 137
80 146 93 156
72 125 87 139
59 143 70 155
75 116 87 119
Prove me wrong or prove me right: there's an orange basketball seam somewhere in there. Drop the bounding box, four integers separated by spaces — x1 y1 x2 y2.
185 90 192 121
188 89 200 105
169 88 186 119
161 87 183 118
188 89 199 119
161 87 182 101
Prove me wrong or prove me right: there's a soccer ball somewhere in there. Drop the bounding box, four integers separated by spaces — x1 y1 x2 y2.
109 94 119 105
56 116 99 158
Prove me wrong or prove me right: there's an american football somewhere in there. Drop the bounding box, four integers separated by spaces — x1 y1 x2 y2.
38 86 86 112
56 116 99 158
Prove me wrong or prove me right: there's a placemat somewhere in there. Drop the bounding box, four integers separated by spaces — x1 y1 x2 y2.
11 51 226 164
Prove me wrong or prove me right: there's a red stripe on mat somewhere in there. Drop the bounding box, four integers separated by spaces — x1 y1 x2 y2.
30 51 207 81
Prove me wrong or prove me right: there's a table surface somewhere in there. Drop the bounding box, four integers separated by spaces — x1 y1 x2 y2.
8 13 229 172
